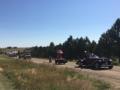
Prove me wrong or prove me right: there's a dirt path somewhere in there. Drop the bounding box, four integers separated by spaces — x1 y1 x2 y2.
31 58 120 90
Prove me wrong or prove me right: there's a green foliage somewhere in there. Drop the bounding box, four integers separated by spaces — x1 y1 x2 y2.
111 57 120 65
31 36 95 60
97 18 120 60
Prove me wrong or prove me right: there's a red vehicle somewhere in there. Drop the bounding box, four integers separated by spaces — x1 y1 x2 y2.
55 50 67 64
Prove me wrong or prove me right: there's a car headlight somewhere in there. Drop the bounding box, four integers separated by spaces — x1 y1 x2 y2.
109 59 112 62
80 60 84 62
98 60 102 62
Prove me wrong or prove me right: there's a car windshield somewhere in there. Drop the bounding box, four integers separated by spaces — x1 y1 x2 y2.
89 53 99 58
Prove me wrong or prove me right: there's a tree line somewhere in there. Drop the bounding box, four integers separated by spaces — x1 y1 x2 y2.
31 18 120 62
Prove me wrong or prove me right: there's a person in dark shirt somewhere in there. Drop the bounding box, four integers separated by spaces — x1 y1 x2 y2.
49 56 52 63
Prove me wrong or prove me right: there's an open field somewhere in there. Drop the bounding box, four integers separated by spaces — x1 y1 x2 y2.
0 73 14 90
0 55 110 90
32 58 120 90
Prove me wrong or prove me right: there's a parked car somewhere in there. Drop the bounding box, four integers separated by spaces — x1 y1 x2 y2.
18 49 31 60
76 53 113 69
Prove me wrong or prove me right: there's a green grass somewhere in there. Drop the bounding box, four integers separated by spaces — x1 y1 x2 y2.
0 55 110 90
111 57 120 66
0 73 14 90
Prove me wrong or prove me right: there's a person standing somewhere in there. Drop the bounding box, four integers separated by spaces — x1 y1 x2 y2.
49 56 52 63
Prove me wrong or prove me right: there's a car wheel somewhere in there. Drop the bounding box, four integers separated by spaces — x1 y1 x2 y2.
94 63 100 69
55 61 58 65
81 66 84 69
109 66 113 69
80 63 84 69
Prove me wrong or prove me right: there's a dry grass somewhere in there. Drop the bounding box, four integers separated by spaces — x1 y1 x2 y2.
0 55 110 90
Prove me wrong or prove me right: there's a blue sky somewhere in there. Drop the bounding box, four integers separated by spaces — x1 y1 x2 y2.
0 0 120 47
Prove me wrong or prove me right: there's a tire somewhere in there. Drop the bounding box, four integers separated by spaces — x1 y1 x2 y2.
80 65 84 69
55 61 58 65
108 66 113 69
94 63 100 69
80 63 84 69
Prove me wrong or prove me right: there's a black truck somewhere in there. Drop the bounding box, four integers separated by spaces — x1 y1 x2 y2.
76 52 113 69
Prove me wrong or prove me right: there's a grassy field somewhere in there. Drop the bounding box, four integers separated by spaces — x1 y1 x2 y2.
0 73 14 90
0 55 110 90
